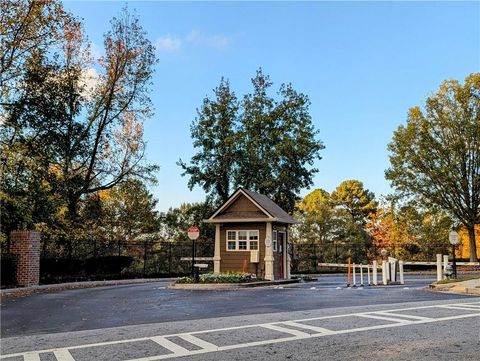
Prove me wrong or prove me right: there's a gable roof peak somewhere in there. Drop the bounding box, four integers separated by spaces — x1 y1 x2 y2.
207 187 296 224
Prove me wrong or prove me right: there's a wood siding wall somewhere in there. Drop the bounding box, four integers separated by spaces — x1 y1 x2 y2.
215 194 267 219
220 222 266 276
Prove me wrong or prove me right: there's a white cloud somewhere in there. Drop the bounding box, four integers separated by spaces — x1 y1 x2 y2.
81 67 100 99
186 30 230 49
156 35 182 52
154 31 230 55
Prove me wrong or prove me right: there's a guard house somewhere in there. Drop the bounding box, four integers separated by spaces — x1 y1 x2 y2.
204 188 296 280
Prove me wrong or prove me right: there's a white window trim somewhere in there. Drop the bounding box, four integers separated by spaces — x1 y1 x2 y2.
226 230 259 251
273 230 278 251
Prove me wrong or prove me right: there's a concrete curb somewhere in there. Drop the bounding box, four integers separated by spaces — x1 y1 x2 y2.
427 278 480 296
1 278 174 298
168 279 301 290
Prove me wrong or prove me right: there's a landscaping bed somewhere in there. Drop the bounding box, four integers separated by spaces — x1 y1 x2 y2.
170 272 300 289
175 272 260 284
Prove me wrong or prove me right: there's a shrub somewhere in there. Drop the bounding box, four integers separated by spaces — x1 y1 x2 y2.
176 272 259 284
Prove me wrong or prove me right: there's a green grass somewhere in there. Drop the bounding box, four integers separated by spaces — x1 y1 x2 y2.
436 277 479 285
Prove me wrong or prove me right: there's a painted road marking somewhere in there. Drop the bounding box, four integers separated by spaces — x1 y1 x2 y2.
53 349 76 361
2 301 479 361
150 337 190 356
23 353 41 361
355 313 412 323
373 311 434 321
280 320 333 334
458 303 480 308
177 334 218 351
437 305 480 311
261 323 311 338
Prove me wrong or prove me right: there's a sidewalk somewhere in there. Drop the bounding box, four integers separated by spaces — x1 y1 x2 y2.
429 278 480 295
1 278 174 298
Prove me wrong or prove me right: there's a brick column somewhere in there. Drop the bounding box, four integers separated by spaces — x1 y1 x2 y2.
9 230 41 287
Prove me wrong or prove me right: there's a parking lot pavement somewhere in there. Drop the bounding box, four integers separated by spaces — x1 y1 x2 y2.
1 299 479 361
1 275 474 338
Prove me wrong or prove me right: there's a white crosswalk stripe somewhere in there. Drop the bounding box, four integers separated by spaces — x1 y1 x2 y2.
150 337 190 356
177 334 218 351
53 349 76 361
261 323 311 338
280 320 333 334
1 302 479 361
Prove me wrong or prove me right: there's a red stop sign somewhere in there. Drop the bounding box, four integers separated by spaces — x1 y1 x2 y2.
188 226 200 240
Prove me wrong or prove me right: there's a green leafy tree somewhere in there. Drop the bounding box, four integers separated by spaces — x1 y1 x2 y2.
386 73 480 261
0 0 72 100
1 7 158 241
159 202 215 242
178 78 239 204
293 188 339 244
237 69 324 213
331 180 378 225
329 180 377 250
0 0 74 240
180 69 323 213
100 179 160 243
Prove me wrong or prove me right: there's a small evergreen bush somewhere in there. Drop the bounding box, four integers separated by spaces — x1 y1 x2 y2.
175 272 258 284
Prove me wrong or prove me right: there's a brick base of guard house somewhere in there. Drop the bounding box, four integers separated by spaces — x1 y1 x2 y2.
9 230 41 287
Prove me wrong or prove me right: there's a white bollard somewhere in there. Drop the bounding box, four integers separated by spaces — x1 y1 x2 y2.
382 260 387 285
386 261 391 283
436 254 443 282
352 263 357 287
443 255 449 280
367 265 371 285
399 260 404 285
360 265 364 286
373 260 378 285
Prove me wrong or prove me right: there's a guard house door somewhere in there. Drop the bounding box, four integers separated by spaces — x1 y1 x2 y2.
275 231 285 279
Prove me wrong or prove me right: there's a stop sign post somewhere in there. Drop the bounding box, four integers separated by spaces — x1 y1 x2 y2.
188 226 200 282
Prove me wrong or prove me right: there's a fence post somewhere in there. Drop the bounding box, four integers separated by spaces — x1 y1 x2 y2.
373 260 378 286
443 255 449 280
143 242 147 277
168 242 172 274
291 243 296 273
382 260 387 285
399 260 404 285
360 265 364 286
436 254 443 282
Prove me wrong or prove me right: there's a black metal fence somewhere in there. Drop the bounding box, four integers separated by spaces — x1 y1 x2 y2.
38 238 215 284
1 236 458 287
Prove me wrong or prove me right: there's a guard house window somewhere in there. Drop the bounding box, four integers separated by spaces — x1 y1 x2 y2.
249 231 259 250
273 230 278 251
227 231 236 250
226 230 259 251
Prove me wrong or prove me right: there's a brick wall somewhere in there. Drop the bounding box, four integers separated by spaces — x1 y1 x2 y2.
9 230 41 287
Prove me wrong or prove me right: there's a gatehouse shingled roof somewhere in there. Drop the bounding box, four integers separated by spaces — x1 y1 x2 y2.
205 187 296 224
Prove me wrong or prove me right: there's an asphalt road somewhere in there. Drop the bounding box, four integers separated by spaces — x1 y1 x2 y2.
1 298 479 361
0 274 474 338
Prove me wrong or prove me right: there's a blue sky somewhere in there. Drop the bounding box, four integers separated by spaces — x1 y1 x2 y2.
63 1 480 211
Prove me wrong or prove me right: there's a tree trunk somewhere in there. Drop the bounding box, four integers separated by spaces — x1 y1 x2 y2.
467 224 478 262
